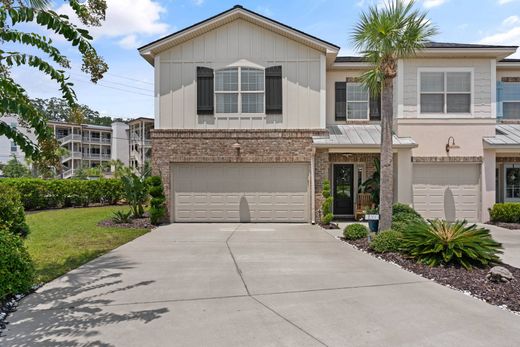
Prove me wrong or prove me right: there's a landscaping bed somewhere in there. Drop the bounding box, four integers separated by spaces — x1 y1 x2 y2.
343 237 520 313
486 221 520 231
98 216 154 229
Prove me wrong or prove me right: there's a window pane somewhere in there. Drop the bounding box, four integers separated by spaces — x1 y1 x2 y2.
503 102 520 119
420 72 444 92
216 93 238 113
447 94 471 113
347 83 369 101
447 72 471 92
502 82 520 101
215 68 238 91
241 68 264 91
347 102 369 119
420 94 444 113
242 93 264 113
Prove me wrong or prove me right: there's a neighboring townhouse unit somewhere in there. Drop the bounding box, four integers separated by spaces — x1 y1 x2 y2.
139 5 520 224
128 117 153 172
0 117 132 178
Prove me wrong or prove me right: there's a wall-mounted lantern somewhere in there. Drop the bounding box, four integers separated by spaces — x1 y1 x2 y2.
445 136 460 154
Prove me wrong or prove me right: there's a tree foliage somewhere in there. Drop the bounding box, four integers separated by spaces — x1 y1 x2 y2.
2 154 31 177
0 0 108 163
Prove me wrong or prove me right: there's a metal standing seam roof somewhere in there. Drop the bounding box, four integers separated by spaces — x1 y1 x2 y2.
484 124 520 146
313 125 417 148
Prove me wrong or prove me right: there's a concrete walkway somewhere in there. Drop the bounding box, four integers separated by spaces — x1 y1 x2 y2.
483 224 520 268
2 224 520 347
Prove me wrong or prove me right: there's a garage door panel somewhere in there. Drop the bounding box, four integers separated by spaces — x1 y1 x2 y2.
412 164 480 222
173 163 309 222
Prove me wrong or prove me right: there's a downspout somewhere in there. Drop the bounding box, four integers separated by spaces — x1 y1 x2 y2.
311 146 316 224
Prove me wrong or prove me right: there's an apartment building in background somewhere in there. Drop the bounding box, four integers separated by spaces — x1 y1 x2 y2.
128 117 154 172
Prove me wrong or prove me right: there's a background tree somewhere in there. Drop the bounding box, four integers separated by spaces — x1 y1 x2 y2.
352 0 437 231
0 0 108 164
2 154 31 177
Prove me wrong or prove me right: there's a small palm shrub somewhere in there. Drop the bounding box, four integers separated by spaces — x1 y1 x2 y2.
0 184 30 238
370 230 402 253
0 228 35 301
121 172 148 218
146 176 166 225
344 224 369 240
489 203 520 223
112 210 133 224
401 220 503 270
321 180 333 225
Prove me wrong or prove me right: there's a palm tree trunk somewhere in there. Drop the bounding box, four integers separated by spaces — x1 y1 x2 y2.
379 77 394 231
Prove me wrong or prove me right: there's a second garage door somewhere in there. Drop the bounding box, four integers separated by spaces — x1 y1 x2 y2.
412 164 481 222
172 163 310 222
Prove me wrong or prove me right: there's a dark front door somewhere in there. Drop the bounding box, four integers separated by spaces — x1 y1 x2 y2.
333 164 354 216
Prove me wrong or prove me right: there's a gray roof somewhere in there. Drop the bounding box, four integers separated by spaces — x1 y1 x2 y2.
313 125 417 148
484 124 520 147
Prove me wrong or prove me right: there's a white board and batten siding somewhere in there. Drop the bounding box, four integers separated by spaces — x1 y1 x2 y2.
412 164 481 222
172 163 310 223
156 19 324 129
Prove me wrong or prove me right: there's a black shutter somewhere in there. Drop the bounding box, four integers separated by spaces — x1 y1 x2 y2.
369 89 381 121
265 66 282 114
197 67 214 115
335 82 346 121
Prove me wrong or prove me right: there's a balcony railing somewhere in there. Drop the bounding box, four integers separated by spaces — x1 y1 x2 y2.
82 137 111 144
83 153 111 160
57 134 82 143
62 151 83 162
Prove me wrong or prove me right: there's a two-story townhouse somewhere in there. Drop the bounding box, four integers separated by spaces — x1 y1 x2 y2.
139 5 520 224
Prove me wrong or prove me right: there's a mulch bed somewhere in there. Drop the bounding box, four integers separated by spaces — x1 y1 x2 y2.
98 217 154 230
486 221 520 230
342 237 520 313
319 223 340 230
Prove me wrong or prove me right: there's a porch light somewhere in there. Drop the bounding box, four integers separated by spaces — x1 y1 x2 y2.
445 136 460 154
232 141 241 151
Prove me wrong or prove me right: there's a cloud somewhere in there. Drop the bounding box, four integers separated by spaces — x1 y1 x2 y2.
480 26 520 57
358 0 445 9
503 15 520 27
192 0 204 5
498 0 517 4
255 6 273 16
56 0 169 49
423 0 447 8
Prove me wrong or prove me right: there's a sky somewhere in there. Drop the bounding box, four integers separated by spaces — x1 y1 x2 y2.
7 0 520 119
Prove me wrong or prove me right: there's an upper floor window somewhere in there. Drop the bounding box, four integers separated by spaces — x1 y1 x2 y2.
215 67 264 114
420 70 472 114
197 66 282 116
335 81 380 121
498 82 520 119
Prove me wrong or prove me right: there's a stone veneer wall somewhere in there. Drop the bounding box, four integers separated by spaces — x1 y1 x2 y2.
151 129 328 222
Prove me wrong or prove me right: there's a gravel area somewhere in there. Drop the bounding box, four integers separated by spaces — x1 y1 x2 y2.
486 221 520 230
342 237 520 313
98 217 154 229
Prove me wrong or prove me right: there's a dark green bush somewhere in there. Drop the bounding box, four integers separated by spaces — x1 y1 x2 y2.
370 230 402 253
393 203 421 218
401 220 502 270
321 180 333 225
147 176 166 225
0 184 30 237
489 203 520 223
0 178 123 210
0 228 35 301
343 223 369 240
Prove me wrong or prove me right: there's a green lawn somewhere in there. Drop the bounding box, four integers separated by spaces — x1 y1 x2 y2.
25 206 149 283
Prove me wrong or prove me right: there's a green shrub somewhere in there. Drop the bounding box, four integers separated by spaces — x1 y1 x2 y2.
401 220 503 270
393 203 421 218
147 176 166 225
0 178 123 210
489 203 520 223
0 228 35 301
370 230 402 253
343 223 369 240
321 180 333 225
0 184 30 238
112 210 133 224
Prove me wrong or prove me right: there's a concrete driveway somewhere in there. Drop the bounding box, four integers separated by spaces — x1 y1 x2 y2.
483 224 520 268
2 224 520 347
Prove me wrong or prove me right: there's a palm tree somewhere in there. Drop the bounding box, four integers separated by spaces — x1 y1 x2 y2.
352 0 437 231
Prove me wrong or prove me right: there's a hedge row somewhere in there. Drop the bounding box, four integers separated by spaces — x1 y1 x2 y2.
489 203 520 223
0 178 123 210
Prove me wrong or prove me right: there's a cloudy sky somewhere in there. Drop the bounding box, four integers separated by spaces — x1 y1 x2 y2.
8 0 520 119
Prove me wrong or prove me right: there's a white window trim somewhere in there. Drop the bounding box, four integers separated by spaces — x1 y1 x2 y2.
417 67 474 118
504 163 520 202
346 82 370 121
214 67 265 116
501 82 520 119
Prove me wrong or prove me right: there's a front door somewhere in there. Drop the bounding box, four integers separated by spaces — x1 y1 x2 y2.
333 164 354 216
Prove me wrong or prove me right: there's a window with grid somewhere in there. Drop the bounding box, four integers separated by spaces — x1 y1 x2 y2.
346 83 369 120
502 82 520 119
420 71 471 114
215 67 264 114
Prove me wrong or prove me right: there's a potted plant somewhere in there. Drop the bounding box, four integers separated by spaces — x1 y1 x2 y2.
365 207 379 233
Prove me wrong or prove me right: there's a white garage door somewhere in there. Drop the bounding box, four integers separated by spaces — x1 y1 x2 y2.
172 163 310 222
412 164 481 222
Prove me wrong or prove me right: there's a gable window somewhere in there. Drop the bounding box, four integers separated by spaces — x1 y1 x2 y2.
215 67 264 114
420 70 472 114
